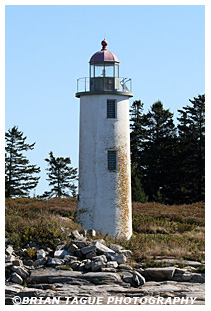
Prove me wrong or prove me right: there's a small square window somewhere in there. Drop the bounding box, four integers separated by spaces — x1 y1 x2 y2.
108 150 118 170
107 100 116 118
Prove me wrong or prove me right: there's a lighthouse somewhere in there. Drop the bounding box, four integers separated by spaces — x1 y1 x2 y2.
76 40 133 239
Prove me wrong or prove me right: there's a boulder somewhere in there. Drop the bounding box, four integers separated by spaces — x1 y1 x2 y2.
54 250 71 259
132 271 145 286
11 266 29 279
10 272 23 285
80 245 96 255
92 255 107 263
63 255 78 262
91 260 106 272
84 260 92 270
172 267 187 281
75 250 83 259
47 258 65 266
73 241 91 248
67 243 78 253
71 230 85 240
107 261 118 268
5 245 14 256
36 249 47 259
86 251 97 259
143 267 175 281
110 254 127 264
121 271 135 286
69 261 81 270
94 241 115 255
33 258 47 267
172 268 205 283
56 243 67 251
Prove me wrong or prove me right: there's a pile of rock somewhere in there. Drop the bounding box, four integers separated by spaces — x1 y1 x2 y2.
5 229 205 289
6 244 30 286
6 230 145 288
5 230 205 305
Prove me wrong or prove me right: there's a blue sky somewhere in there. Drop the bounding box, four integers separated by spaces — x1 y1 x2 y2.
5 5 205 196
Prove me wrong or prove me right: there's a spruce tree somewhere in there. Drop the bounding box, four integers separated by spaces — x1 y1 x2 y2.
130 100 148 202
177 94 205 203
141 101 178 203
5 126 40 197
44 151 77 198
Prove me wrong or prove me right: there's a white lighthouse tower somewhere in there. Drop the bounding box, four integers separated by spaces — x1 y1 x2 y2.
76 40 133 239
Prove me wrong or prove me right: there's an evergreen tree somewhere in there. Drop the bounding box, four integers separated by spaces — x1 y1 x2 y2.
130 100 145 163
141 101 178 203
5 126 40 197
177 94 205 203
131 175 148 203
130 100 148 202
44 151 77 198
130 95 205 204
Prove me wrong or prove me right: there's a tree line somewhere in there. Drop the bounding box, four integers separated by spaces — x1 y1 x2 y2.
5 94 205 204
5 126 77 198
130 94 205 204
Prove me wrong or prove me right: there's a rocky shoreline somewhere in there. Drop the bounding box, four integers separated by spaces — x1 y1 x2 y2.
5 230 205 305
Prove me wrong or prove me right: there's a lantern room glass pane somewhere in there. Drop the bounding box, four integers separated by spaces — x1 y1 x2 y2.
90 64 94 77
95 65 104 77
104 64 114 77
115 64 119 77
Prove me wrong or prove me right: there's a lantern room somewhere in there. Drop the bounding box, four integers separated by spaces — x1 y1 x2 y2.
89 39 119 92
76 39 132 97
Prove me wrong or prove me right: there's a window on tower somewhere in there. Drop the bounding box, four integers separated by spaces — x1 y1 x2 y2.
108 150 118 171
107 100 116 118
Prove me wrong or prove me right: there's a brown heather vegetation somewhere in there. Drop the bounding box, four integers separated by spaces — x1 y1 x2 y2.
5 198 205 263
5 198 82 250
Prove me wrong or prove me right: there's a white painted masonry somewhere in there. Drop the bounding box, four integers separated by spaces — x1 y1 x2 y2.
77 94 132 239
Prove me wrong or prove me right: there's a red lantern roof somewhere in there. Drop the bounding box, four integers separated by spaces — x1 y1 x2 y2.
90 39 119 63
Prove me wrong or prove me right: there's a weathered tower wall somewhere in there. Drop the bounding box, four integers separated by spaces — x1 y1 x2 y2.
77 94 132 239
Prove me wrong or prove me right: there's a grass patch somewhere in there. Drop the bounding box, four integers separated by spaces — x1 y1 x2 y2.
5 198 205 263
5 197 81 250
